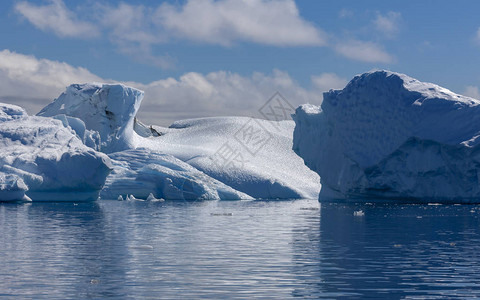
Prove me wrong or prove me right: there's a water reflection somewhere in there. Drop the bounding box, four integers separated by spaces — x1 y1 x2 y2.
1 200 480 298
291 202 480 298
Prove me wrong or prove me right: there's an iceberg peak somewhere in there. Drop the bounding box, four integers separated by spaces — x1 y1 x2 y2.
38 83 145 153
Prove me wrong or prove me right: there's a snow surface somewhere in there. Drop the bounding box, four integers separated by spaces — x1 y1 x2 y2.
9 82 318 201
293 70 480 202
143 117 320 199
101 148 251 200
0 103 112 201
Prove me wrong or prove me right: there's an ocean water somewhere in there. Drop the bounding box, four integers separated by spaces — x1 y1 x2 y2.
1 199 480 299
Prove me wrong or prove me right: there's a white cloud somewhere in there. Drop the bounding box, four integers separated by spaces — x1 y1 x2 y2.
15 0 99 38
335 40 393 63
16 0 325 48
14 0 327 68
311 73 348 91
0 49 323 126
154 0 326 46
464 86 480 100
98 3 174 69
0 49 102 98
133 69 322 125
14 1 400 67
373 11 401 38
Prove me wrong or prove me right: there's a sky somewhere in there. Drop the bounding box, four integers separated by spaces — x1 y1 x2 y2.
1 0 480 125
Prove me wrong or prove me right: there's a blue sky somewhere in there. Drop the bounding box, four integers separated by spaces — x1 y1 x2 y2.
1 0 480 125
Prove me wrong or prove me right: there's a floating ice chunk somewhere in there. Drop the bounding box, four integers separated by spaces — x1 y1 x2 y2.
354 210 365 217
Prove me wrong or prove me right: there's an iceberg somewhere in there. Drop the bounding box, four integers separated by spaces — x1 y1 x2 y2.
34 83 319 200
293 70 480 202
0 103 112 201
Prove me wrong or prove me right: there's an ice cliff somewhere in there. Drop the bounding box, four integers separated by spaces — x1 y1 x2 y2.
293 70 480 202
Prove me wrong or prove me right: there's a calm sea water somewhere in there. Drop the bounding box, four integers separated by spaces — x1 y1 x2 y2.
1 199 480 299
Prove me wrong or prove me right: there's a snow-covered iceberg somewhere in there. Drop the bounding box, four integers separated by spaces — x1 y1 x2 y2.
293 70 480 202
34 83 319 200
0 103 112 202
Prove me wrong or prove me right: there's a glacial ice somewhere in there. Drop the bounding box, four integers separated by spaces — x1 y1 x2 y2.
293 70 480 202
3 82 318 201
0 103 112 201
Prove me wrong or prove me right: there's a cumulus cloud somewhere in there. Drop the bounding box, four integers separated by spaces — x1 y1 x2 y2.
98 2 174 69
130 69 323 125
14 1 399 67
0 49 103 113
14 0 99 38
335 40 393 63
311 73 348 92
16 0 325 47
373 11 401 38
14 0 327 68
0 49 323 126
464 86 480 100
154 0 326 46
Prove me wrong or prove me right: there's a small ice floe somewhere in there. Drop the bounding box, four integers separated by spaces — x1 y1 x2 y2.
146 193 165 202
129 245 154 250
210 212 233 216
300 207 320 211
125 194 144 201
353 210 365 217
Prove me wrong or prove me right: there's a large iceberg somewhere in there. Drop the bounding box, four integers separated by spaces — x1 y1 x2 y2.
293 70 480 202
0 103 112 201
27 83 319 201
